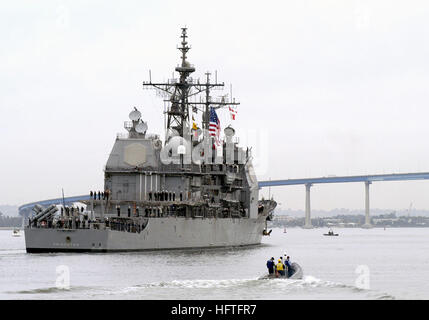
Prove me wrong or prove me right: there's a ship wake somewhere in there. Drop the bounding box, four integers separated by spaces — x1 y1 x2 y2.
99 276 395 300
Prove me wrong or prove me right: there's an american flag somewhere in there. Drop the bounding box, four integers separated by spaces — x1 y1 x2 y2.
209 107 221 146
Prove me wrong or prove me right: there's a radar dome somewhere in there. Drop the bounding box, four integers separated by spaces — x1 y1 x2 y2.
135 122 148 133
129 109 141 121
224 126 235 137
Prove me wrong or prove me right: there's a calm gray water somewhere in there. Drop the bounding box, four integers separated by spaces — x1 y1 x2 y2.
1 227 428 300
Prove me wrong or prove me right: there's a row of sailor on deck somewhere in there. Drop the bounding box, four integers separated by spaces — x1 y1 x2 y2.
30 213 147 234
148 191 183 202
90 190 110 200
89 190 184 202
116 205 186 218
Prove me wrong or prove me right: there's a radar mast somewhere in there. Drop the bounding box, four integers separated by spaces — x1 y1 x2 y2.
142 27 240 143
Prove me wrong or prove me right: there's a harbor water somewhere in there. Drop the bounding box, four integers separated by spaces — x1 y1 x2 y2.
1 227 428 300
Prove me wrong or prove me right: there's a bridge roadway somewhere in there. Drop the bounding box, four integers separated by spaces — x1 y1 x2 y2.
19 172 429 228
258 172 429 228
19 195 91 216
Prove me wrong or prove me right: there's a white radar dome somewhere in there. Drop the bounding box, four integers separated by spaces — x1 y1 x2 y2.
129 109 141 121
135 122 148 133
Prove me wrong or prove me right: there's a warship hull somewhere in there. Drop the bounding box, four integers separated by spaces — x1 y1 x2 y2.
24 216 267 253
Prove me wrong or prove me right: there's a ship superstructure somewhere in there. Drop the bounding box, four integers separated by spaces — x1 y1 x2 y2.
24 28 276 252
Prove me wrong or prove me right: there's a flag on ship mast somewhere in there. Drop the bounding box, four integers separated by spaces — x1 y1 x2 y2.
192 115 199 139
229 106 237 120
209 107 221 146
192 115 198 130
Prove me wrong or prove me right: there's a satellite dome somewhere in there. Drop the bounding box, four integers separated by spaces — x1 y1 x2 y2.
224 126 235 137
135 121 148 133
129 109 141 121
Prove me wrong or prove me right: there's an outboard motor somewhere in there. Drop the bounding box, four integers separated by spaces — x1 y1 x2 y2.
288 262 303 279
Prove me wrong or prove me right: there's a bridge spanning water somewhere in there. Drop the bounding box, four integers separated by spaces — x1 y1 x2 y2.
19 172 429 228
258 172 429 228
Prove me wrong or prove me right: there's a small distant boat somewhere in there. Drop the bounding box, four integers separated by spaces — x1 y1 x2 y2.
12 229 21 237
323 229 338 236
283 227 287 233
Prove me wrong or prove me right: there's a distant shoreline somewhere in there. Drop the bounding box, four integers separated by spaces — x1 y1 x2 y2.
269 225 429 229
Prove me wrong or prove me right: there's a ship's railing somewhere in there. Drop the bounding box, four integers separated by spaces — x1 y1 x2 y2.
159 163 202 172
116 133 160 140
116 133 129 139
168 77 195 84
26 217 148 234
176 64 195 69
123 121 133 130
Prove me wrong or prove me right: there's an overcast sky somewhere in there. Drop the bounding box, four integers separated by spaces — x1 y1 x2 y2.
1 0 429 211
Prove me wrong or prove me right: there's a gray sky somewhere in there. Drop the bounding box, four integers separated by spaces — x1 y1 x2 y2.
1 0 429 211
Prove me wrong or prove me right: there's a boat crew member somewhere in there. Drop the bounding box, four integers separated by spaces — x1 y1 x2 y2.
276 259 285 276
282 254 287 273
285 256 291 277
266 257 275 275
279 256 285 270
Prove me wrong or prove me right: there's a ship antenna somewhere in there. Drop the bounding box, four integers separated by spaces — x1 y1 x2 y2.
170 27 195 137
203 71 211 130
142 27 239 142
179 28 190 71
62 188 66 209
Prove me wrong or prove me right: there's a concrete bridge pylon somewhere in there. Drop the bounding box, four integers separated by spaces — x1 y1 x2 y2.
362 181 373 229
303 183 313 229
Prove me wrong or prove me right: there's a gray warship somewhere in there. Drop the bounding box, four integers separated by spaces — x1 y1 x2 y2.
24 28 276 253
